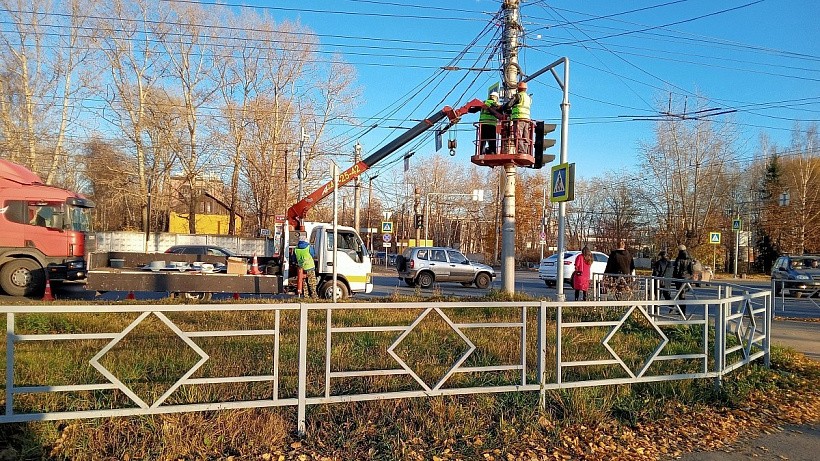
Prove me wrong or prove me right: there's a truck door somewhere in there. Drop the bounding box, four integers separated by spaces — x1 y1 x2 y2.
320 229 372 293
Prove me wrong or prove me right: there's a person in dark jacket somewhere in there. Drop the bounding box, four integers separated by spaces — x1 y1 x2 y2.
673 245 695 312
652 250 673 300
604 240 634 275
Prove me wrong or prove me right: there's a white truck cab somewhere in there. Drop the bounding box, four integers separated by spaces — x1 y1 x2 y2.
302 222 373 299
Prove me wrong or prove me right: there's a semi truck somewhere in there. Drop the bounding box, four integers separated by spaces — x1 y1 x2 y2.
86 99 488 299
0 159 94 296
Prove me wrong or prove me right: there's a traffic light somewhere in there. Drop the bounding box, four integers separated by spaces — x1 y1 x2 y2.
533 122 556 169
414 214 424 229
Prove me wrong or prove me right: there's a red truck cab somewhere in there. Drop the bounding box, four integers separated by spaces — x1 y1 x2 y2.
0 159 94 296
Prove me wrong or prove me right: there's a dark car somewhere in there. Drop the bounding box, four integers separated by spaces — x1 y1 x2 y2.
165 245 236 257
771 254 820 297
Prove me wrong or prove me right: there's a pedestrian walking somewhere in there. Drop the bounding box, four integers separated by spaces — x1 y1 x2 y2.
604 240 634 275
573 246 593 301
603 239 635 299
294 235 318 300
652 250 673 301
673 245 695 313
479 91 500 154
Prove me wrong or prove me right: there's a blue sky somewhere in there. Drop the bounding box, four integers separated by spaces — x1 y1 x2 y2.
238 0 819 180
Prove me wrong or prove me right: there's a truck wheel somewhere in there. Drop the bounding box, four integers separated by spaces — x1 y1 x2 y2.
1 259 45 297
320 280 349 300
474 272 492 289
186 292 212 300
417 271 434 289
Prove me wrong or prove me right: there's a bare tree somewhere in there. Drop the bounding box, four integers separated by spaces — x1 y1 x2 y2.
639 96 739 251
92 0 170 229
155 1 220 234
0 0 93 184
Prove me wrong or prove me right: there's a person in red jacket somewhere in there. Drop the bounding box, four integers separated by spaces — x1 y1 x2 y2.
573 246 594 301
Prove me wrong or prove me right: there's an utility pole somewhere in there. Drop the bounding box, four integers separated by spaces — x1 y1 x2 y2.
353 141 362 233
414 187 421 245
298 127 308 201
500 0 521 294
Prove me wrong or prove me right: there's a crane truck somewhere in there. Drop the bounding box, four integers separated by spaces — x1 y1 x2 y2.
86 99 487 299
0 159 95 297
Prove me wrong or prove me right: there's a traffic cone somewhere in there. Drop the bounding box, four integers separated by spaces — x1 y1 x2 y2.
126 291 135 300
42 276 55 302
249 253 261 275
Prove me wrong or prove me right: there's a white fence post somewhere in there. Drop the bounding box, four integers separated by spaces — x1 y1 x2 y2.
297 302 308 436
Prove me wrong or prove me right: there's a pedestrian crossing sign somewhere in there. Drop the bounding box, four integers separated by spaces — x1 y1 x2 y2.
381 221 394 233
709 232 721 244
732 219 741 231
550 162 575 203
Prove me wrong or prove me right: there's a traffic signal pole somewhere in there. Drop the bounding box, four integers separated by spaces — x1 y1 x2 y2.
522 57 570 300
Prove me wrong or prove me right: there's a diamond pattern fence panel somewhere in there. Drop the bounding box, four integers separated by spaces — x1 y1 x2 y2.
1 286 770 433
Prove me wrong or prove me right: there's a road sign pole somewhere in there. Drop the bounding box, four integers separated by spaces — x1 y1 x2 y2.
734 222 740 278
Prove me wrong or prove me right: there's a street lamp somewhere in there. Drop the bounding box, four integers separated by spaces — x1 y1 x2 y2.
424 190 485 245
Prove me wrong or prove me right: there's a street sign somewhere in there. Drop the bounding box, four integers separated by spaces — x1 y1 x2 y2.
381 221 394 233
540 231 546 240
732 219 741 231
550 162 575 203
382 233 392 243
383 242 392 247
709 232 721 244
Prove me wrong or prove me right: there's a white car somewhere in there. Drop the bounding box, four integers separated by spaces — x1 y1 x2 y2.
538 251 609 287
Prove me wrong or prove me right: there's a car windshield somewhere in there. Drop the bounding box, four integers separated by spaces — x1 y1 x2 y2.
798 257 820 269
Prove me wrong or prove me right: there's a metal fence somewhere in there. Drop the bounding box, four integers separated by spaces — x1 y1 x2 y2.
1 284 770 434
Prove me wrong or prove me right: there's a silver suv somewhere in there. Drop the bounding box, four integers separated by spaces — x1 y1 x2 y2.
396 247 495 289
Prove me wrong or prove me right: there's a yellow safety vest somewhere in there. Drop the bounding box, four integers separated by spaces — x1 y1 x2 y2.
479 99 498 125
294 246 315 271
511 92 531 120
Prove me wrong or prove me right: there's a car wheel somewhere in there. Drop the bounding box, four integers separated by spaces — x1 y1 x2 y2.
417 271 434 289
474 272 491 289
320 280 349 300
545 280 556 288
404 277 416 287
773 281 782 296
0 259 45 297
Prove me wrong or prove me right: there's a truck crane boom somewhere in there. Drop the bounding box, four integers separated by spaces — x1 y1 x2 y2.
286 98 485 230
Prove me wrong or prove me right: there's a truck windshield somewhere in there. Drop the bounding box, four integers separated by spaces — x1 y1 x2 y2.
66 205 93 232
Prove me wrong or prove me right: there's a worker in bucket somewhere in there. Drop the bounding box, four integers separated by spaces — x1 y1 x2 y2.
479 91 500 154
503 80 532 156
294 234 318 300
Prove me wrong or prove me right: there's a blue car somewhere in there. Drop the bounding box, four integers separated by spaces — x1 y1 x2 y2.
771 254 820 297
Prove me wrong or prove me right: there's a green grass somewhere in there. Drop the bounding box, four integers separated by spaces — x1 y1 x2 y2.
0 295 794 459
